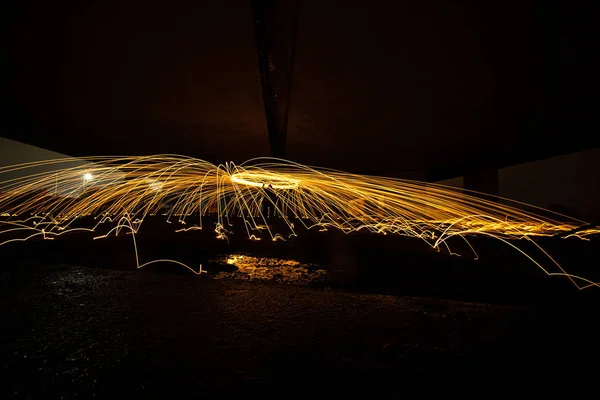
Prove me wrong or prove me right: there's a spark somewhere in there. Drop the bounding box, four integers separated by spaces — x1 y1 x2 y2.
0 155 598 289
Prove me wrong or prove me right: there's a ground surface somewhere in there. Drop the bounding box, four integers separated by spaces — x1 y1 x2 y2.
1 260 598 398
1 220 599 397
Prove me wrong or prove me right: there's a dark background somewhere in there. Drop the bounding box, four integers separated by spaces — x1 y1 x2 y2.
3 0 597 179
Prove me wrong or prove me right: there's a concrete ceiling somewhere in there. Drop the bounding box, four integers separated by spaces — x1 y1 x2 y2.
4 0 597 179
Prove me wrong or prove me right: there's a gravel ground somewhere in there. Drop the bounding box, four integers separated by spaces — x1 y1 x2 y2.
1 262 598 398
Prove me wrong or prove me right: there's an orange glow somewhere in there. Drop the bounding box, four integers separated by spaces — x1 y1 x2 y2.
0 155 598 288
231 172 299 189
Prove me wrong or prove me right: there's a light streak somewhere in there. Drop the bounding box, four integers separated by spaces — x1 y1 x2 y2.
231 172 299 189
0 155 598 289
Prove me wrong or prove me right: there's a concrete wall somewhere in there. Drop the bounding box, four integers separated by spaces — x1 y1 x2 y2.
435 176 463 189
498 148 600 221
434 148 600 221
0 137 77 167
0 137 89 197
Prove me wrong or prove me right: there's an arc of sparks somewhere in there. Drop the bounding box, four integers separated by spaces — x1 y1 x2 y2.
0 155 598 289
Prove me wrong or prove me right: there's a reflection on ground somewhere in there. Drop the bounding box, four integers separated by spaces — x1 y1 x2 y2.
211 254 327 284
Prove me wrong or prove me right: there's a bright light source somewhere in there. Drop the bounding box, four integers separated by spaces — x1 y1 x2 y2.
146 179 162 191
230 172 299 190
83 173 93 181
226 255 244 265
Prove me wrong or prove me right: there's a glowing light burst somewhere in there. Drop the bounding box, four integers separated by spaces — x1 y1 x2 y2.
231 172 300 189
0 155 598 288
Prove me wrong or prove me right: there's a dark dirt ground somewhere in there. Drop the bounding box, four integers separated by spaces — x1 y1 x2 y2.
1 220 599 398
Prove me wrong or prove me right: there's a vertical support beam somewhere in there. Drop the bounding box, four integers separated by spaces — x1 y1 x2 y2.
252 0 299 159
464 169 499 201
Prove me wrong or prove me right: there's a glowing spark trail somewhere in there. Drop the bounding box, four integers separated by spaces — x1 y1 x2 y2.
0 155 598 288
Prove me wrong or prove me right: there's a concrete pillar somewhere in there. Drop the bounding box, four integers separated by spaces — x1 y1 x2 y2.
252 0 299 158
